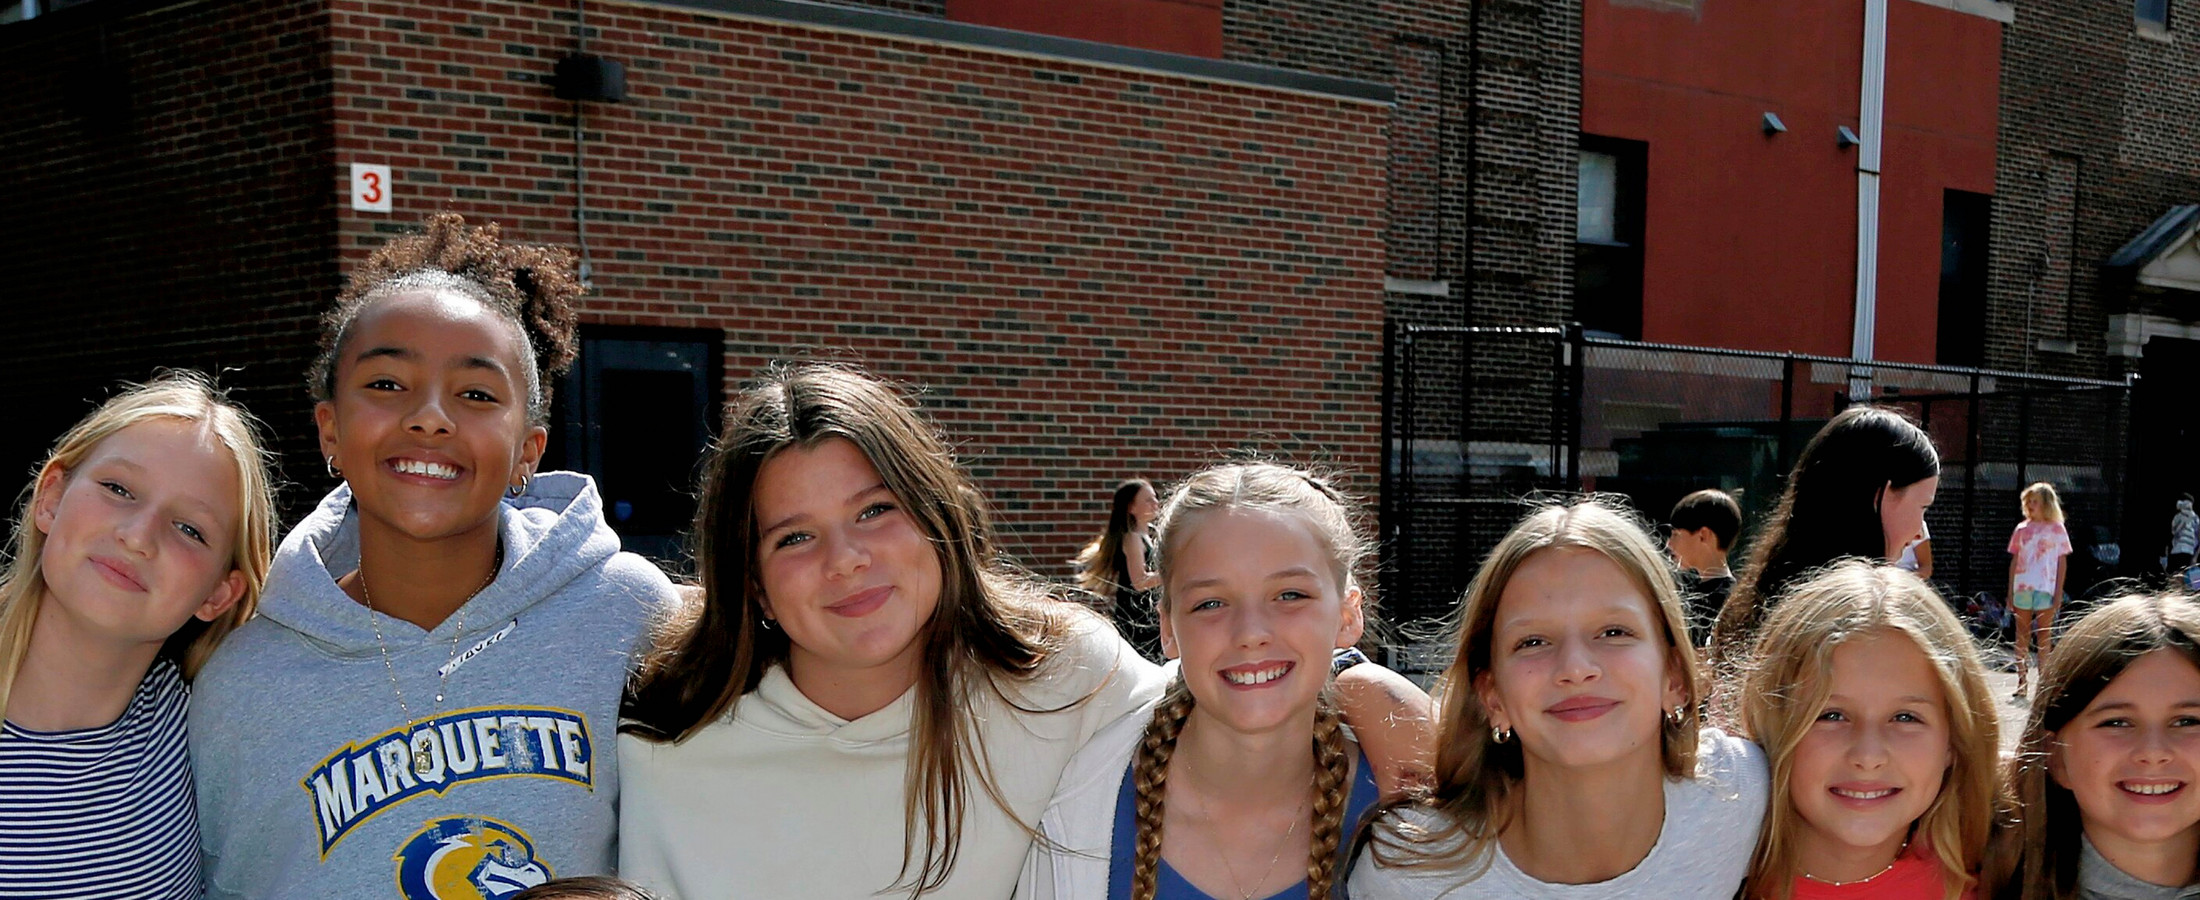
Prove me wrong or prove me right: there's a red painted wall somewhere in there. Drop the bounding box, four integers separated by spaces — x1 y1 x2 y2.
1582 0 2000 363
947 0 1223 58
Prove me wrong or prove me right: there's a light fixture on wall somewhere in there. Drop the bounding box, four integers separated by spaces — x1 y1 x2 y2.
1761 112 1787 135
554 54 626 103
1837 126 1862 149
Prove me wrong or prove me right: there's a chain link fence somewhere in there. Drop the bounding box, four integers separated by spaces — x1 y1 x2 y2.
1382 326 2132 666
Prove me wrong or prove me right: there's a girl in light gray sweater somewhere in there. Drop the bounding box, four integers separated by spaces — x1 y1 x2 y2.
1349 499 1768 899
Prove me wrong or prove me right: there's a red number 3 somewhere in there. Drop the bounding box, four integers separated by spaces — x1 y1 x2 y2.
361 172 383 204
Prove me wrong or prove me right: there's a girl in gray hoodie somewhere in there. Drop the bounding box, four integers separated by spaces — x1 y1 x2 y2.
189 214 678 900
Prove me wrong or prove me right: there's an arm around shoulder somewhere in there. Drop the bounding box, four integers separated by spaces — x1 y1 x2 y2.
1333 663 1435 797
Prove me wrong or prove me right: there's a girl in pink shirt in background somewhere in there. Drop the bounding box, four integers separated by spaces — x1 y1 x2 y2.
2008 483 2073 697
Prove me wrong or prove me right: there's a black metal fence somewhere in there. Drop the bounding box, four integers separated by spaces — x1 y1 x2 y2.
1381 324 2133 631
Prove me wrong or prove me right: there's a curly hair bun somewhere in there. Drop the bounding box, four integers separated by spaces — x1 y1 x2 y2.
310 213 584 421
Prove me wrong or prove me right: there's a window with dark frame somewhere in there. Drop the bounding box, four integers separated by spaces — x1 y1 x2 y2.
2138 0 2169 29
1937 190 1992 368
1575 134 1648 341
544 327 724 567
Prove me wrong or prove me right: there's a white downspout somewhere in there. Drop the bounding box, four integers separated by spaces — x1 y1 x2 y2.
1851 0 1887 393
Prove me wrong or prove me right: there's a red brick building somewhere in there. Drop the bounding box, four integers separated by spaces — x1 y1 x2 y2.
1 0 1581 586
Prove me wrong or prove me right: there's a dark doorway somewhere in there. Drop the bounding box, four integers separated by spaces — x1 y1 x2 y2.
2123 336 2200 575
546 327 723 566
1937 190 1990 367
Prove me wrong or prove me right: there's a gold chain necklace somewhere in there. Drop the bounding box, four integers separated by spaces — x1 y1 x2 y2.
1801 840 1909 887
360 546 500 778
1176 757 1311 900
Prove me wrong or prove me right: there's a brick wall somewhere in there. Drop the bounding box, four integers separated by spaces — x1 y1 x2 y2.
1992 0 2200 378
1219 0 1583 482
324 0 1389 573
0 0 337 507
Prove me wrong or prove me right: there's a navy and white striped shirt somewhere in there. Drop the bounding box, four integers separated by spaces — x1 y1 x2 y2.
0 658 199 900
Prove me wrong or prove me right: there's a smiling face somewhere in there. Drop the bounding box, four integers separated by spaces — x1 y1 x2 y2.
314 290 546 545
34 418 246 648
1786 630 1951 876
751 438 944 699
1477 547 1687 774
1157 507 1363 736
1879 475 1940 561
2051 650 2200 865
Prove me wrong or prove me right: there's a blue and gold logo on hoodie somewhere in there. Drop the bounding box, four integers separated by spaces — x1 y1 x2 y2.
393 816 552 899
301 706 593 855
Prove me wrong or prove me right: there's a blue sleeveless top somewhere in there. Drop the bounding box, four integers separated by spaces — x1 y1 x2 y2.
1106 749 1380 900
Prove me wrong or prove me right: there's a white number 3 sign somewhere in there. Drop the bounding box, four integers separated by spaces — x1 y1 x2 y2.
350 163 393 213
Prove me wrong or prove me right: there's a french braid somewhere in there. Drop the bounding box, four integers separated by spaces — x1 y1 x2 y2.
1130 679 1197 900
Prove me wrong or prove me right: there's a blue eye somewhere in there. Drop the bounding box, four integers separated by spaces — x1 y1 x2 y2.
101 481 133 500
1277 590 1309 602
175 521 207 544
858 502 896 520
1191 598 1224 612
1893 711 1923 724
772 531 811 550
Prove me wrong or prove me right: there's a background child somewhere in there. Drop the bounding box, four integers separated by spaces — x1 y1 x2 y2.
0 372 275 899
1989 593 2200 899
2007 482 2072 695
1351 499 1768 898
1023 463 1406 900
1740 561 2004 900
1074 478 1164 660
1669 488 1743 647
190 214 679 899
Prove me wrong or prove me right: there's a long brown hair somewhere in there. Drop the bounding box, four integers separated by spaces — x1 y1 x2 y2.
1361 498 1703 877
621 363 1087 895
0 371 277 714
1127 463 1370 899
1981 593 2200 900
1739 561 2003 900
1073 479 1151 598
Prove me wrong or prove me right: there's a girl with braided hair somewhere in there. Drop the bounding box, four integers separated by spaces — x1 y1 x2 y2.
191 214 680 899
1020 462 1403 900
1350 498 1768 899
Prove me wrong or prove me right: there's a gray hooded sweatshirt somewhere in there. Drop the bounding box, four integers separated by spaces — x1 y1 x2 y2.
190 472 676 900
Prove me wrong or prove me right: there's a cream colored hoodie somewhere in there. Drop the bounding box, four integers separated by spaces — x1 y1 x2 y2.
618 614 1167 900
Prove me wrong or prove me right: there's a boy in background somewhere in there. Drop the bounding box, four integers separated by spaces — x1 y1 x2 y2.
1667 489 1742 647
